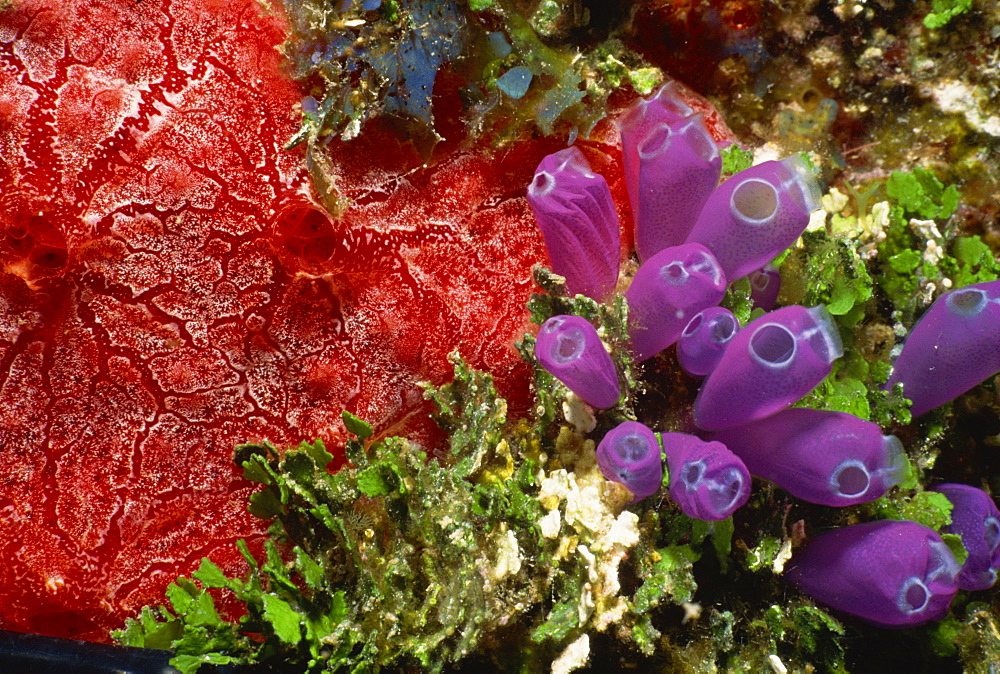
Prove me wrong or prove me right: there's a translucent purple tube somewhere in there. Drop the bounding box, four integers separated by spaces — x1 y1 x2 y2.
713 409 907 506
885 280 1000 417
632 113 721 261
662 433 750 521
527 146 621 301
934 483 1000 591
685 156 821 282
624 243 727 362
618 81 695 222
535 315 620 409
748 267 781 311
784 520 960 628
677 307 740 378
596 421 663 503
693 305 843 431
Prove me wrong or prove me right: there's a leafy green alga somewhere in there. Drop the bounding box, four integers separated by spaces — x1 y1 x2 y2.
720 144 754 175
923 0 973 29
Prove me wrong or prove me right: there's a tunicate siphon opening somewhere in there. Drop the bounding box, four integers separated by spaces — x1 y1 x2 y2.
780 155 822 213
801 87 821 110
947 288 988 317
683 313 704 337
709 314 738 344
661 260 690 286
657 83 693 116
638 123 673 159
558 148 592 177
708 467 745 514
898 577 930 614
881 434 908 486
832 460 870 498
749 323 796 366
805 305 844 363
616 434 650 463
529 171 555 198
928 538 960 583
678 114 720 164
751 271 772 291
541 316 565 333
688 249 723 285
731 178 778 223
552 327 585 364
986 517 1000 553
683 460 706 488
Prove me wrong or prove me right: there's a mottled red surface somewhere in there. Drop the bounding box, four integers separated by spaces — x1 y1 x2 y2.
0 0 560 641
0 0 734 643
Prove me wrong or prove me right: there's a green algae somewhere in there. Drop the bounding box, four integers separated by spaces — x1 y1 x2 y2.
923 0 973 29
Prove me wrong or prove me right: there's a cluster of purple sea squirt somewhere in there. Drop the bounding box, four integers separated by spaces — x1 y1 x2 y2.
528 82 1000 629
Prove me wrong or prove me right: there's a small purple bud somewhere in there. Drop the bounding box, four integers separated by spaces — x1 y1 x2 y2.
784 520 960 628
885 280 1000 417
632 113 721 260
677 307 740 378
748 266 781 311
693 305 843 431
618 81 696 219
662 433 750 521
527 147 621 302
934 483 1000 591
624 243 727 362
685 156 821 282
714 408 907 506
535 315 620 409
596 421 663 503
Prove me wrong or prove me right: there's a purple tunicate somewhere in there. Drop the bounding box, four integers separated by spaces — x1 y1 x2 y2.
713 408 907 506
685 156 821 282
784 520 960 628
677 307 740 378
632 113 721 260
596 421 663 503
934 483 1000 591
748 266 781 311
662 433 750 521
884 280 1000 417
625 243 727 362
535 315 620 409
693 305 843 431
618 81 695 222
527 147 621 302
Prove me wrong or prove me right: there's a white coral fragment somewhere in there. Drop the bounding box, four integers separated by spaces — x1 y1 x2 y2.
562 393 597 433
489 525 522 582
551 634 590 674
600 511 640 551
927 78 1000 138
773 538 794 575
539 507 562 539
